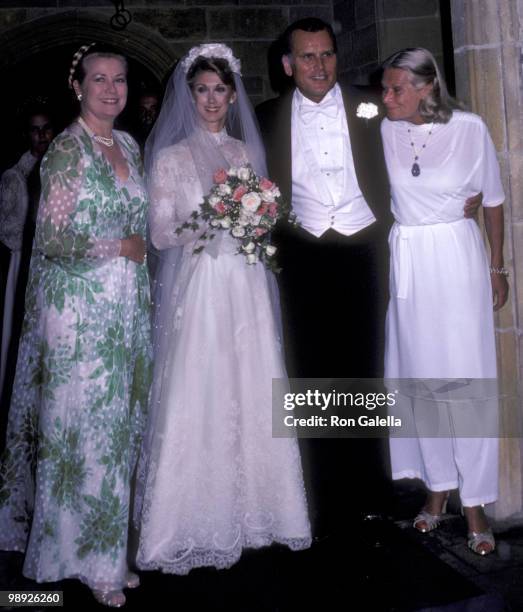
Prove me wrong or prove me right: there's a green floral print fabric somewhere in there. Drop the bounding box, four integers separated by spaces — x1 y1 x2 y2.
0 122 152 590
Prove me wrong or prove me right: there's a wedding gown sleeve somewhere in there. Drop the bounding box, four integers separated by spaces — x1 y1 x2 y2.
148 146 207 250
35 133 121 263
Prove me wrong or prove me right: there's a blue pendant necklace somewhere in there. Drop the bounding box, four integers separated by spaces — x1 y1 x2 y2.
408 123 434 177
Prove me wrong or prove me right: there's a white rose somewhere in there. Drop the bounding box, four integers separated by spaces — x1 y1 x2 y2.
241 192 261 213
220 216 232 229
210 219 221 228
265 244 277 256
242 241 256 253
261 190 276 202
232 225 246 238
227 167 238 177
246 253 258 264
209 195 221 206
218 183 232 196
237 167 251 181
356 102 379 119
272 186 281 197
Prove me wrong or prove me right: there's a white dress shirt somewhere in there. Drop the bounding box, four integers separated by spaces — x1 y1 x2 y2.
291 84 375 237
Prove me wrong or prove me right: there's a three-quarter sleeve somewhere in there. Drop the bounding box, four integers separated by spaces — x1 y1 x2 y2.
148 149 205 250
0 170 27 251
36 133 121 262
478 120 505 208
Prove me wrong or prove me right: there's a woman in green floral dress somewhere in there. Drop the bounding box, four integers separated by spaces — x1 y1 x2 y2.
0 45 151 608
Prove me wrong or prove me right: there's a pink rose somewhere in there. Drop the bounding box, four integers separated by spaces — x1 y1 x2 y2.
268 203 278 218
213 168 228 184
215 201 227 214
232 185 248 201
257 203 269 216
259 177 274 191
255 227 268 237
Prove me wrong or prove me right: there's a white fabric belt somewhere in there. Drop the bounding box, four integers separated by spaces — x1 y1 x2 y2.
391 218 470 300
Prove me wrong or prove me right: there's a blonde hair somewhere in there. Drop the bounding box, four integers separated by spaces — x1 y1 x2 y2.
382 47 463 124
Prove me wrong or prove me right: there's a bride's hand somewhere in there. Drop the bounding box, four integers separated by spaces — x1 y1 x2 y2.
120 234 146 264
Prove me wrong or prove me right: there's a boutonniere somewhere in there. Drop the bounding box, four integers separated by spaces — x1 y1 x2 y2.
356 102 379 119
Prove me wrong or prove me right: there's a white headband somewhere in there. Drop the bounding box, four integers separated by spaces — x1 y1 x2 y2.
181 43 242 75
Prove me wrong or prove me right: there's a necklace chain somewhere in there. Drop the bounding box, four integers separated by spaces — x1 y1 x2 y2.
78 117 114 148
407 123 434 177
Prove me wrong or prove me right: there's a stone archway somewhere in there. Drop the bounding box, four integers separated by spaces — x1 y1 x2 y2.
0 10 176 82
0 11 177 169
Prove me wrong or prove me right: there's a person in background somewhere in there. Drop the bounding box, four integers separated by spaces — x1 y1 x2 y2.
130 89 160 155
0 106 55 406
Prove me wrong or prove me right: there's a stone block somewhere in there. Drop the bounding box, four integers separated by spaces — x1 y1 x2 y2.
507 152 523 223
334 0 355 34
2 0 52 5
132 9 206 41
228 40 272 75
501 44 523 154
187 0 237 5
58 0 121 6
289 5 333 24
465 49 505 151
339 62 379 86
336 30 353 73
377 16 443 61
354 0 376 27
450 0 465 49
499 0 519 44
512 221 523 321
351 23 378 67
242 75 263 95
496 328 518 390
376 0 438 20
464 0 501 46
238 0 299 5
209 8 287 40
452 48 471 107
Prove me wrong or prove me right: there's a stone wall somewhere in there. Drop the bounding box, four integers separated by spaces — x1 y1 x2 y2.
333 0 446 85
0 1 334 105
451 0 523 518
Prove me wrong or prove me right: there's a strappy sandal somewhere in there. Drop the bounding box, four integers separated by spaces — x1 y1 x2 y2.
413 495 448 533
467 529 495 556
91 588 126 608
125 571 140 589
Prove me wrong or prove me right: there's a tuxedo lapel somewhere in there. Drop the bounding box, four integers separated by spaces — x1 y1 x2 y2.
341 85 390 221
271 91 293 203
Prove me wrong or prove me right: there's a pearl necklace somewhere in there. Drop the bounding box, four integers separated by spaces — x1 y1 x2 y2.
407 123 434 177
78 116 114 148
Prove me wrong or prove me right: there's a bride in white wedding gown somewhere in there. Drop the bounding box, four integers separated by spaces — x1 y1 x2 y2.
134 44 311 575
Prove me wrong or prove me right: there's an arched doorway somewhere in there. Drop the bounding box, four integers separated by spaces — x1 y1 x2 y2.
0 10 176 170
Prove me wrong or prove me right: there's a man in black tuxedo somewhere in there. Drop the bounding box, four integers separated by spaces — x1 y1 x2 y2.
257 18 393 536
257 19 391 381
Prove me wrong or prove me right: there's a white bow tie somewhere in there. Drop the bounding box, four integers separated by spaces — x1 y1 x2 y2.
300 98 339 123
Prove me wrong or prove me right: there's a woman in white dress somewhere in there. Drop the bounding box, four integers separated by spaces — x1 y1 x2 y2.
134 44 311 574
381 48 508 555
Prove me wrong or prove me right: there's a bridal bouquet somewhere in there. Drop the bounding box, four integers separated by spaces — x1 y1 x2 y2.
179 164 295 271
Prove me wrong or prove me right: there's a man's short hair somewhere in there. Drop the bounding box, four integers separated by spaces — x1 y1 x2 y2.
281 18 337 56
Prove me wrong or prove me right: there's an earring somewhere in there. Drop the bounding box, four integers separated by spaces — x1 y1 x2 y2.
77 93 83 101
